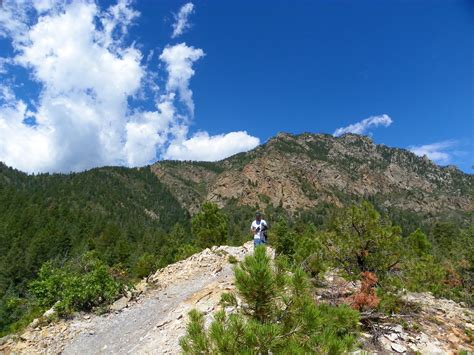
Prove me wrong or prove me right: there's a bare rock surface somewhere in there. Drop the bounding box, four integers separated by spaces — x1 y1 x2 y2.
151 133 473 217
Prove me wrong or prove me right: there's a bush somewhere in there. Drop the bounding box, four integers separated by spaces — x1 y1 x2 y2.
272 218 297 257
403 255 445 295
405 229 431 257
293 227 328 280
30 252 125 316
180 246 359 354
348 272 380 311
325 201 402 281
173 244 201 263
134 252 157 278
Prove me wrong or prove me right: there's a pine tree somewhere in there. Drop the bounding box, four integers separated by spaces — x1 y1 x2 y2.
326 201 402 281
191 202 228 248
180 246 359 354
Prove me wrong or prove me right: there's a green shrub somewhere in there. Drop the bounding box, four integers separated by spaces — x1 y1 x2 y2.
405 229 432 257
134 253 157 278
326 201 402 281
180 246 359 354
403 255 446 295
293 228 328 279
272 217 296 257
377 289 406 315
30 252 124 316
173 243 200 263
0 296 42 337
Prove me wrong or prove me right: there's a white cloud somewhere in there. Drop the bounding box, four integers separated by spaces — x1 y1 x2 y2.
159 43 204 115
0 0 259 173
408 140 458 165
165 131 260 161
333 114 393 136
0 1 148 172
171 2 194 38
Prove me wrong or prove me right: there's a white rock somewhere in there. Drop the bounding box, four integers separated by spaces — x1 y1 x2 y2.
391 342 407 353
384 333 398 342
419 342 444 354
110 296 129 312
43 304 57 319
392 325 403 333
30 318 40 329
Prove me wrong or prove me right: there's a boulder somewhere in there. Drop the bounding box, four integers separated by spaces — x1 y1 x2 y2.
110 296 129 312
43 302 59 319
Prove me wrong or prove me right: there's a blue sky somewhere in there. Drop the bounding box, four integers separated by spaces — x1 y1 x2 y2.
0 0 472 173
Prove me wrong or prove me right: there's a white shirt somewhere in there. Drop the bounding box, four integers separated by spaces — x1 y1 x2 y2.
251 219 267 240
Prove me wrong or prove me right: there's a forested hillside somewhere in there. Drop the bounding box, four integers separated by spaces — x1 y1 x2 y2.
0 164 191 334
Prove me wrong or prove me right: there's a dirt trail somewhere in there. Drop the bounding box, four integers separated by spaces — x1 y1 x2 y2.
64 270 229 354
1 243 252 354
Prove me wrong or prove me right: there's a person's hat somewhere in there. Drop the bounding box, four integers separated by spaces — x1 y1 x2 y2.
255 211 262 217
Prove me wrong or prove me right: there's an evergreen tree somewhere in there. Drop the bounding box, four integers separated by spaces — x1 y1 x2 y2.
405 229 431 257
192 202 228 248
326 201 402 281
180 246 359 354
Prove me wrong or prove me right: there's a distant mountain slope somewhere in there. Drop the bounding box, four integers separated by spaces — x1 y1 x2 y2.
151 133 473 218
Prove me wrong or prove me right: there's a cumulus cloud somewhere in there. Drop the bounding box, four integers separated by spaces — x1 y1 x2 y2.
171 2 194 38
165 131 260 161
408 140 459 165
160 43 204 115
0 0 259 173
333 114 393 136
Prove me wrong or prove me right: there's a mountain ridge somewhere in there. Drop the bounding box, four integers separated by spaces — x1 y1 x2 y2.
2 132 471 221
150 132 473 218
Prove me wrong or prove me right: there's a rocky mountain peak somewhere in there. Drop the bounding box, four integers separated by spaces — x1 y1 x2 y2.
151 132 472 218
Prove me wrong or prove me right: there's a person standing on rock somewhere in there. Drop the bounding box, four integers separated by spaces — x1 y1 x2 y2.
251 212 268 247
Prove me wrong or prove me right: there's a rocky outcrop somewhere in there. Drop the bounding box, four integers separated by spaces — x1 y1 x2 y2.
315 270 474 354
151 133 473 218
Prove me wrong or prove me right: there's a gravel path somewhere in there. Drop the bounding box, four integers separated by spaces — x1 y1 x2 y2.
62 264 234 355
63 258 237 355
0 244 252 354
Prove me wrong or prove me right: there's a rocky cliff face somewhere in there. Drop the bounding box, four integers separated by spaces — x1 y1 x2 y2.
151 133 473 217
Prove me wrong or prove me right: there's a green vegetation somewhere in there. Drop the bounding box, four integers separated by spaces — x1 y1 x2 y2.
0 156 472 343
271 201 474 308
180 246 359 354
192 202 228 248
325 201 402 281
30 252 125 316
158 160 225 174
0 164 190 335
181 201 473 353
